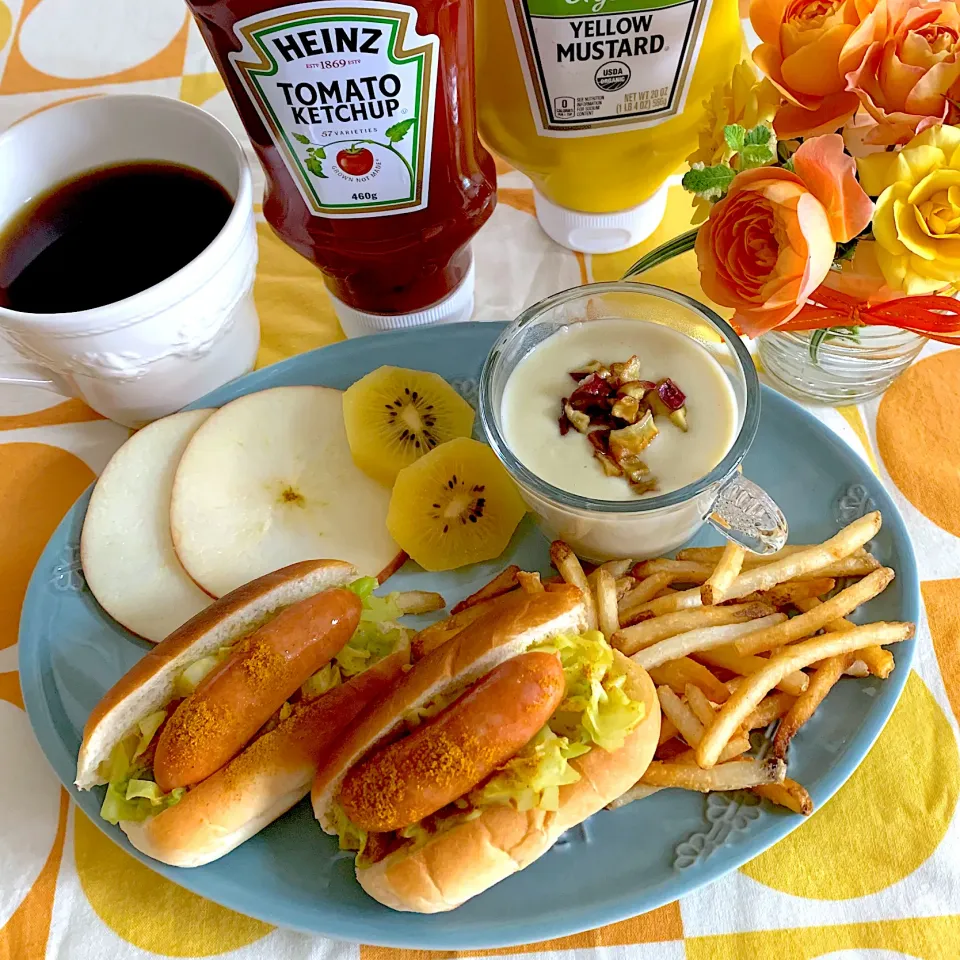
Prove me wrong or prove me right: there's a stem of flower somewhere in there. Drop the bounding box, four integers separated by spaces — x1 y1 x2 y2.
621 228 700 280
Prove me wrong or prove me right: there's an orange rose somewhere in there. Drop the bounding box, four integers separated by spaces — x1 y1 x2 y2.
751 0 865 138
695 136 874 336
841 0 960 145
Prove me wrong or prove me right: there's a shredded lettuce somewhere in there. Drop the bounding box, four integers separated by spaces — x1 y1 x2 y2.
330 802 368 855
472 726 589 812
403 688 462 729
302 579 409 695
537 630 645 752
174 655 222 697
98 737 185 825
133 711 166 759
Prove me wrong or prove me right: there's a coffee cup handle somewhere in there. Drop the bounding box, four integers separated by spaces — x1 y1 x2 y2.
707 473 788 555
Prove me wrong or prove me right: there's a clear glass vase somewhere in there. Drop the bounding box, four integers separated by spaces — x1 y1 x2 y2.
756 326 927 405
622 230 927 405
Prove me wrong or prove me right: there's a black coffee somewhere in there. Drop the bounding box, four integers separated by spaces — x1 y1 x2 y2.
0 161 233 314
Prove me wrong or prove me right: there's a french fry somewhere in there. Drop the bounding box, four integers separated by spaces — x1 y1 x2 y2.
794 597 896 679
753 778 814 815
648 657 730 703
693 647 810 697
632 612 786 670
684 683 719 727
701 542 745 606
551 541 597 629
595 568 620 640
615 577 634 601
588 558 634 581
613 602 778 656
517 570 544 594
633 555 879 584
696 621 914 767
720 512 882 601
672 737 751 764
393 591 446 615
743 691 796 729
630 586 705 618
657 686 705 747
606 782 663 809
450 565 520 614
677 544 871 566
641 757 786 792
844 659 871 678
735 567 895 655
658 716 679 745
772 654 854 759
618 572 676 622
732 578 836 607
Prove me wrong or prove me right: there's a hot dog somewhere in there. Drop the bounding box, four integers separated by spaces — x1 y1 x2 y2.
76 559 420 867
340 651 565 832
311 585 661 914
153 588 361 791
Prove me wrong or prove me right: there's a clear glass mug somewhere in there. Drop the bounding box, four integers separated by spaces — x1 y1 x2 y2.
478 282 788 562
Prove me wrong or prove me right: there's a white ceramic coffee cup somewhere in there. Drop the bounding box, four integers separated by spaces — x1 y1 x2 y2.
0 95 260 428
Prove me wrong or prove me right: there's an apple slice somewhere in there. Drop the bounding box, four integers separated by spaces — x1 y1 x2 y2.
170 385 402 597
81 409 215 642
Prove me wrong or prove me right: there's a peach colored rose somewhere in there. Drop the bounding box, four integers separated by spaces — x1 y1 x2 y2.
696 135 873 335
841 0 960 145
751 0 865 138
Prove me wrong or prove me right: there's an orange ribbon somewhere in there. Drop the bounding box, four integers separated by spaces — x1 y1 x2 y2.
776 285 960 345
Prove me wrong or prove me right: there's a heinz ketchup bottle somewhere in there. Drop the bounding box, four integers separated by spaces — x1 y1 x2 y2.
185 0 496 335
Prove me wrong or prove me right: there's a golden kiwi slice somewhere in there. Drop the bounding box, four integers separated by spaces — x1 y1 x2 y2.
342 366 475 485
386 437 527 572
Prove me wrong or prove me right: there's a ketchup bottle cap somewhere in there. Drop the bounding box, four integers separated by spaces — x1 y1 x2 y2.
533 184 669 255
330 258 476 338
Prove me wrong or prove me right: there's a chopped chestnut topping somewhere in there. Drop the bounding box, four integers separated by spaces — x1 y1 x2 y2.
568 360 610 382
608 355 642 388
611 394 641 424
609 410 658 463
564 401 591 434
556 356 687 495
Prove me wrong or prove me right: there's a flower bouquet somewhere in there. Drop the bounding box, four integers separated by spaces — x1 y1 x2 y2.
625 0 960 403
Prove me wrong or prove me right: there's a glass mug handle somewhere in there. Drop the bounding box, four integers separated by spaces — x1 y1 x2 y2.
708 473 788 555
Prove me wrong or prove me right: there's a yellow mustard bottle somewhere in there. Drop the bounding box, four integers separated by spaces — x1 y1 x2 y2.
477 0 742 253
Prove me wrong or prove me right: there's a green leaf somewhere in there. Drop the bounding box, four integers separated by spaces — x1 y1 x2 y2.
724 124 747 152
833 237 859 265
385 118 416 143
740 143 777 169
783 157 796 173
305 156 327 178
292 132 311 144
744 124 773 146
682 163 737 201
314 146 326 159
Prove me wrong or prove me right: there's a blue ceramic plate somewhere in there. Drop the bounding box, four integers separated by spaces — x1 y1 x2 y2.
20 323 919 948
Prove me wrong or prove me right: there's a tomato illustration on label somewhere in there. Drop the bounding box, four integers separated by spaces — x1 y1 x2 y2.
337 146 375 177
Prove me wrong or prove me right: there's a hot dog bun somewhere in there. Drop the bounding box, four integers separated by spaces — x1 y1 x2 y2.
311 585 588 829
359 656 657 913
123 650 407 867
152 588 361 791
310 586 660 913
77 558 357 790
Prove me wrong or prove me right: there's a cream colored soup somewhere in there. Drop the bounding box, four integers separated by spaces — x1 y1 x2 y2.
502 318 737 501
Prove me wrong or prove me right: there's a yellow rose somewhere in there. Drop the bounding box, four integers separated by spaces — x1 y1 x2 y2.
688 61 780 221
858 124 960 294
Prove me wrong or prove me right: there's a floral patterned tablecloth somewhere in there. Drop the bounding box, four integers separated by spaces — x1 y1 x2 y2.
2 5 960 959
